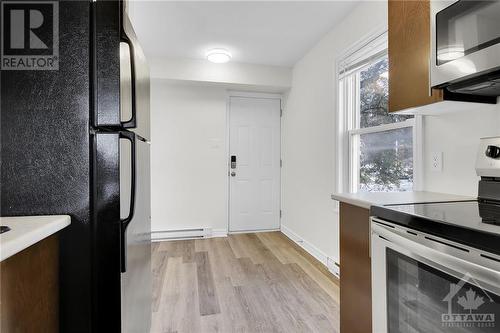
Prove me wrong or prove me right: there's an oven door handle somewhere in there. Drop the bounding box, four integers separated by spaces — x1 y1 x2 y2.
372 220 500 295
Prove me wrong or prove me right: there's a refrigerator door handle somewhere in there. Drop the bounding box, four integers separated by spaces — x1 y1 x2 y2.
119 131 136 272
120 16 137 129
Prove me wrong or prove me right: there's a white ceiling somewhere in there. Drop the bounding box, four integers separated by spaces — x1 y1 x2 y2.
129 1 359 67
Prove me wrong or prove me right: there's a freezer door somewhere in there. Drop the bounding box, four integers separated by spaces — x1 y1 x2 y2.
121 14 151 141
120 136 152 332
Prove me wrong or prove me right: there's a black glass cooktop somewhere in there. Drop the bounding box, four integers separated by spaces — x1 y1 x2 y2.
371 200 500 255
386 201 500 234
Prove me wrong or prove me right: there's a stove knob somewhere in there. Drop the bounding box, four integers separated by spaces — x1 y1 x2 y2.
485 145 500 159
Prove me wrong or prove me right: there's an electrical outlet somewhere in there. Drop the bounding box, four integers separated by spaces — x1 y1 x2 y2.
431 152 443 172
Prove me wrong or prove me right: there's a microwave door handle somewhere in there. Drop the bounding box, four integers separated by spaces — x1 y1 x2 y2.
428 55 432 96
119 131 136 273
121 18 137 129
372 222 500 295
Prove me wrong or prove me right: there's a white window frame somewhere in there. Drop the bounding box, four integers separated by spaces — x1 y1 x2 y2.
335 29 423 194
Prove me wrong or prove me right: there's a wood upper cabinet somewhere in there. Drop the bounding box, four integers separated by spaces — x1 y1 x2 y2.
388 0 443 112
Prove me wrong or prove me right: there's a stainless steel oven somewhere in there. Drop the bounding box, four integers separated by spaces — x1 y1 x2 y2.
371 218 500 332
431 0 500 91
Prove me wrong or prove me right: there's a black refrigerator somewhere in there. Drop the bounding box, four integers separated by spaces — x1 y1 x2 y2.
0 0 152 332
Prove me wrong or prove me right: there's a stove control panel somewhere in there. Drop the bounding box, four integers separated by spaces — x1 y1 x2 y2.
477 137 500 178
486 145 500 159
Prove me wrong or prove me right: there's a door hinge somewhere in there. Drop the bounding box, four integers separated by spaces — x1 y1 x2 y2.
280 159 282 168
280 210 282 218
280 108 283 117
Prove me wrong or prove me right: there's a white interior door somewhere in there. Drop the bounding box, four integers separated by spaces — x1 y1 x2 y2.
229 96 281 232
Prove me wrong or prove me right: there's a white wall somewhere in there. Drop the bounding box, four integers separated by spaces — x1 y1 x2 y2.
422 107 500 196
151 80 228 234
148 1 500 263
281 1 388 264
149 57 292 92
282 0 500 265
149 56 290 236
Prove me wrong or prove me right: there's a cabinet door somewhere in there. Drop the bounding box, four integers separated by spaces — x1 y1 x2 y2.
340 203 372 333
388 0 443 112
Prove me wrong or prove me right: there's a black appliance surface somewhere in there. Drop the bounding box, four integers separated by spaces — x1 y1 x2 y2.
1 1 126 332
1 1 94 331
371 201 500 256
0 226 11 234
446 69 500 97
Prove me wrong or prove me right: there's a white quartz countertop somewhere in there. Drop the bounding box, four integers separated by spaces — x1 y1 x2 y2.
0 215 70 262
331 191 475 210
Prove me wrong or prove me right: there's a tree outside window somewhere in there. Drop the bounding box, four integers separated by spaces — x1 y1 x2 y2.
358 57 413 192
338 35 416 193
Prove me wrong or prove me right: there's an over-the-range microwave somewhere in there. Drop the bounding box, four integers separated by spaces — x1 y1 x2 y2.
431 0 500 97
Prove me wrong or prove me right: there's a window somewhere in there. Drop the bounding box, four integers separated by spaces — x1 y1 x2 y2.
337 32 418 193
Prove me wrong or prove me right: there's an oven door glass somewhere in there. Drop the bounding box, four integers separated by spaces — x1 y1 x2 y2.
436 0 500 65
387 248 500 332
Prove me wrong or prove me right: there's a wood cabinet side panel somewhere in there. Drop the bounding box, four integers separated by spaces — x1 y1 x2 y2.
388 0 443 112
339 202 372 333
1 235 59 333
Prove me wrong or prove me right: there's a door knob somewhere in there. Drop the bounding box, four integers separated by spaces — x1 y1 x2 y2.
231 172 236 177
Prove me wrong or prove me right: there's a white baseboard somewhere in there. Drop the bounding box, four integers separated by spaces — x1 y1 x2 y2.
151 227 227 242
281 224 340 278
228 228 280 235
212 228 228 238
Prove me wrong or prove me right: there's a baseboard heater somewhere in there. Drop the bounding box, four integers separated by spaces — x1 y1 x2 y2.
151 228 213 241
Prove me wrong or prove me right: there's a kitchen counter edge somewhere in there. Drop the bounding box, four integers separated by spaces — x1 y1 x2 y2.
331 191 474 210
0 215 71 262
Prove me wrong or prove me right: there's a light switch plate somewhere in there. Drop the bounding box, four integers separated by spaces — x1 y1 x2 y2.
431 152 443 172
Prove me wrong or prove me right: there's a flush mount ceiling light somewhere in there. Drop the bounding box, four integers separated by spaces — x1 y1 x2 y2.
206 48 232 64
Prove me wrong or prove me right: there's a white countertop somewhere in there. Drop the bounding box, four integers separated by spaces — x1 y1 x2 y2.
0 215 70 262
331 191 475 210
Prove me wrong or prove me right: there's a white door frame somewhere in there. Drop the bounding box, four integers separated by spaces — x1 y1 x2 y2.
225 91 282 234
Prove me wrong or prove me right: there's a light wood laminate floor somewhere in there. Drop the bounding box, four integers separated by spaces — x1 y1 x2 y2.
151 232 340 333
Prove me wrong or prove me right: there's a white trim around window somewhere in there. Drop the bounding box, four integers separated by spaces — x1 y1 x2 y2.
347 119 420 193
348 118 414 136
